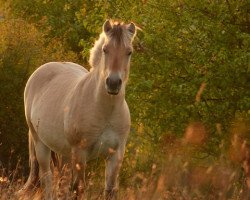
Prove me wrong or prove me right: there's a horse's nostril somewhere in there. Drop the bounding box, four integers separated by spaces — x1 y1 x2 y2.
118 79 122 86
106 76 122 92
106 77 111 86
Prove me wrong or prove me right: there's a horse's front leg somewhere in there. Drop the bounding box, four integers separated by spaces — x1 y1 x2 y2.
105 145 125 200
71 147 86 199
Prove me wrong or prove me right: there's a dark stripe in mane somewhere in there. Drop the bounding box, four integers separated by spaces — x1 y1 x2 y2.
109 22 126 45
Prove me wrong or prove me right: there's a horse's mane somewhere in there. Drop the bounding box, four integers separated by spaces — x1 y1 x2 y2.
89 33 105 70
89 21 136 70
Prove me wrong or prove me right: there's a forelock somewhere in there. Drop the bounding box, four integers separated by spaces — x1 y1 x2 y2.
106 22 131 46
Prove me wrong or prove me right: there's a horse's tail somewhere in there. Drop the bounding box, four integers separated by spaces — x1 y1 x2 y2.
18 130 39 194
27 131 40 186
51 150 60 169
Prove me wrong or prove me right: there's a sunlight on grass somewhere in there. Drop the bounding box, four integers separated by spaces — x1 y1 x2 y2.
0 121 249 199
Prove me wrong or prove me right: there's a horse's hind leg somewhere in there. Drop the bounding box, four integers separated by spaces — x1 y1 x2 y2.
35 140 53 200
17 131 39 195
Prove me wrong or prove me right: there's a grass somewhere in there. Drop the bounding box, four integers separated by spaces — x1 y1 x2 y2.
1 122 250 199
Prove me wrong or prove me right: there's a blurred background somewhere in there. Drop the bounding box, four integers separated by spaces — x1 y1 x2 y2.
0 0 249 199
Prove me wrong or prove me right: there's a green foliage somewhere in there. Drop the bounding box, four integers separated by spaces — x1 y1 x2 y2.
0 19 43 165
126 0 250 156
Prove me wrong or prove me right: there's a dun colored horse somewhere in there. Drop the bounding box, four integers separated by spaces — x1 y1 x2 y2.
18 20 136 199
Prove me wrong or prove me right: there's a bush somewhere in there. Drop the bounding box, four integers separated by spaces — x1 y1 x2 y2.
0 18 78 170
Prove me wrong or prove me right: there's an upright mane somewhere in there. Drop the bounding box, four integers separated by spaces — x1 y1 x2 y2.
89 20 136 70
89 32 105 69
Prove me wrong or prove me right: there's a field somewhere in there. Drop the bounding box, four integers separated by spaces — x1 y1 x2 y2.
1 121 250 199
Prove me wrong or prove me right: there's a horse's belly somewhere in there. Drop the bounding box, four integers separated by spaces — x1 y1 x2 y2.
41 131 71 156
31 115 71 156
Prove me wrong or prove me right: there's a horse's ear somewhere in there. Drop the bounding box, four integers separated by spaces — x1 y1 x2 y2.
103 20 112 34
127 22 136 36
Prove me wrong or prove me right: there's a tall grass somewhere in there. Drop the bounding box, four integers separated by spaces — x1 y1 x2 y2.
1 121 249 199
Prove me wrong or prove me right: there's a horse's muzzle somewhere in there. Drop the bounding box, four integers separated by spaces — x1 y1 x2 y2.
106 74 122 95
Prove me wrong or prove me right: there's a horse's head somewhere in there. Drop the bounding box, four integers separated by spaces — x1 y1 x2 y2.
101 20 136 95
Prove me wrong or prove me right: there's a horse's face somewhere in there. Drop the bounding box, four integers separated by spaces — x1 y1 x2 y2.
102 20 136 95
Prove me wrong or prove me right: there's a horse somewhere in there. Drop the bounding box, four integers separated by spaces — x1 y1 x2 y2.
18 20 137 199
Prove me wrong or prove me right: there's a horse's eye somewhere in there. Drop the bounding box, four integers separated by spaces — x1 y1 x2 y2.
127 51 132 56
103 48 108 54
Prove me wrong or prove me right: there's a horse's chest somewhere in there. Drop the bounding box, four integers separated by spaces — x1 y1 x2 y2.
87 126 120 159
65 110 130 159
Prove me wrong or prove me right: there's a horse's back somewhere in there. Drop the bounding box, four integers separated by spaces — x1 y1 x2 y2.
25 62 87 100
25 62 87 95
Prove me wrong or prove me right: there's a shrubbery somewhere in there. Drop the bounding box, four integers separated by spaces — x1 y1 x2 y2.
0 18 78 168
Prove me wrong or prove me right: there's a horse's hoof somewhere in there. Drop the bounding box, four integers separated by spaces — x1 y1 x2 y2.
16 187 34 199
16 188 26 198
